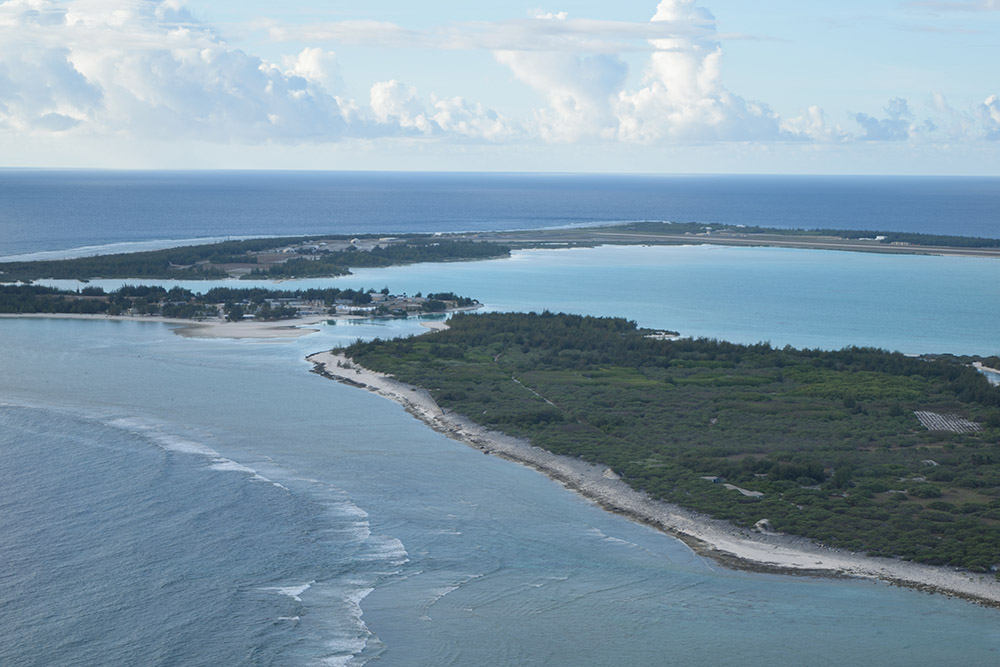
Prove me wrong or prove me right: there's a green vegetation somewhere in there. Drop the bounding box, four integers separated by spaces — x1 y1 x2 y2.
344 312 1000 573
0 284 476 321
244 240 509 279
0 237 298 281
0 236 510 281
5 219 996 283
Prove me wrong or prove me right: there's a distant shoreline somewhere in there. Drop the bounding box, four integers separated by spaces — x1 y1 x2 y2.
467 228 1000 260
308 350 1000 608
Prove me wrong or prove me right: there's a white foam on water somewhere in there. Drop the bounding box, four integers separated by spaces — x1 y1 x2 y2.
314 583 380 667
103 418 404 667
262 581 315 602
107 416 288 489
361 535 409 567
425 573 485 609
585 526 642 550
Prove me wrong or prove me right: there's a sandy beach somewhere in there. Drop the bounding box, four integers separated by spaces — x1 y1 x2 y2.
0 312 327 339
308 350 1000 607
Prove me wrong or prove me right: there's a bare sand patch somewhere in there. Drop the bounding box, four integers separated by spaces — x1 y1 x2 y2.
0 312 325 339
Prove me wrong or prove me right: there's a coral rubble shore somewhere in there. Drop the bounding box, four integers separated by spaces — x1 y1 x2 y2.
308 350 1000 608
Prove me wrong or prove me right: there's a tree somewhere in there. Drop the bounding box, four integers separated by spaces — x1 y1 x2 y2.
225 303 245 321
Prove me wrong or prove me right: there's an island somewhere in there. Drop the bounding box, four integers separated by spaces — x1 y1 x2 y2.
310 311 1000 604
3 222 1000 282
0 284 479 338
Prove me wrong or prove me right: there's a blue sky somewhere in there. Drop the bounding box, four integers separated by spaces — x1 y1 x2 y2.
1 0 998 174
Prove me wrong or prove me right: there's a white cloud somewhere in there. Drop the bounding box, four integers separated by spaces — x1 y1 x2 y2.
905 0 1000 12
283 47 342 94
781 106 847 143
0 0 520 144
269 15 716 55
853 98 913 141
981 95 1000 139
370 80 433 134
494 49 627 141
616 0 792 142
0 0 996 158
369 80 518 141
431 95 518 141
494 1 789 144
0 0 354 141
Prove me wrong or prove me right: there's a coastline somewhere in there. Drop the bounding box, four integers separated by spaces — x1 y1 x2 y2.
471 229 1000 260
0 312 327 339
308 350 1000 608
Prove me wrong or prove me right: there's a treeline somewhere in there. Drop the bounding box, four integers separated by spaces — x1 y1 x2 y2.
0 236 509 282
424 292 479 307
199 286 376 306
245 240 510 279
344 311 1000 572
0 236 315 281
0 284 478 322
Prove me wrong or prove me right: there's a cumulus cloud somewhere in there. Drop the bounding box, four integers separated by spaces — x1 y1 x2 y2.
431 95 517 141
614 0 790 142
853 98 913 141
980 95 1000 139
1 0 996 154
493 1 789 143
781 106 848 143
0 0 519 144
370 80 433 134
0 0 353 141
494 49 627 141
283 47 343 94
369 79 518 140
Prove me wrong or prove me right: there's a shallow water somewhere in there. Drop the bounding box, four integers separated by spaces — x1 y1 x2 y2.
43 244 1000 355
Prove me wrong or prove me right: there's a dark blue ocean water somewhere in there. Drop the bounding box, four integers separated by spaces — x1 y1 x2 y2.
1 171 998 258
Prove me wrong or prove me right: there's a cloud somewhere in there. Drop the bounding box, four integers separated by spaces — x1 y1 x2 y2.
616 0 791 142
853 98 913 141
980 95 1000 139
0 0 996 155
269 14 719 55
781 106 848 143
431 95 518 141
370 80 433 134
488 2 794 144
904 0 1000 12
0 0 355 141
0 0 522 144
494 49 628 141
283 47 343 94
369 79 519 140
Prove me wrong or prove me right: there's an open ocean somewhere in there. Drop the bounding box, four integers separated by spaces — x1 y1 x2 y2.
2 172 1000 666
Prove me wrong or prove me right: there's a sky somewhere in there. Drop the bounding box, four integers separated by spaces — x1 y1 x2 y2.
0 0 998 174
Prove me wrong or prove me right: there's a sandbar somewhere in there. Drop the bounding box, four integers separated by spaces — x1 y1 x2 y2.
0 312 326 339
308 350 1000 607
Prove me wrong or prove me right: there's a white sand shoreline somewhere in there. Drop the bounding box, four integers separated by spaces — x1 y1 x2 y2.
0 312 330 339
308 350 1000 607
